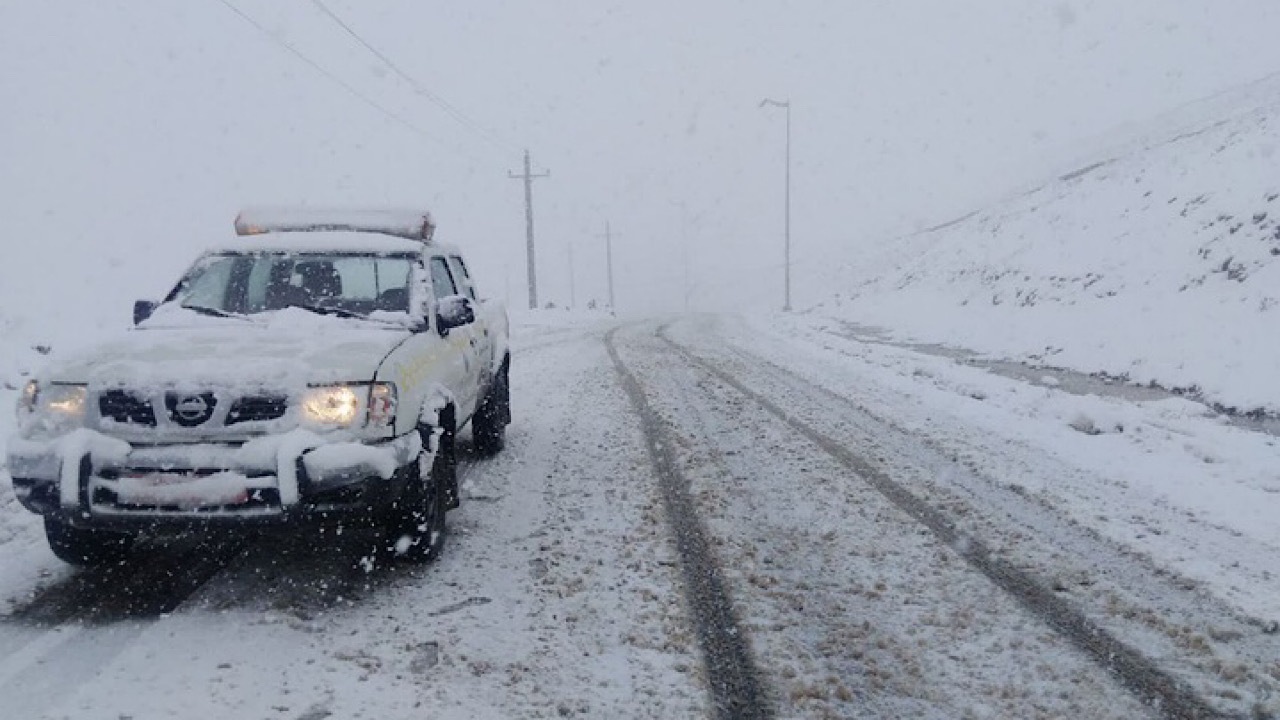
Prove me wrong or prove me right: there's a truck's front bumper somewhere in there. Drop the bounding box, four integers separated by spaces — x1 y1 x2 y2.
7 428 425 531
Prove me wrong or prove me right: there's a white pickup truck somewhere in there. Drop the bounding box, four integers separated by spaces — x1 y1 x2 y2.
7 208 510 565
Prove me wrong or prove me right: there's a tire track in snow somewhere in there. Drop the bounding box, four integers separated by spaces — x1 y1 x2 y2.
0 538 246 719
605 327 773 720
5 538 246 627
509 320 618 356
0 517 459 718
657 327 1227 720
718 312 1280 712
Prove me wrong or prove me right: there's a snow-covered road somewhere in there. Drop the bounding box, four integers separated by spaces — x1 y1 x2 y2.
2 314 1277 718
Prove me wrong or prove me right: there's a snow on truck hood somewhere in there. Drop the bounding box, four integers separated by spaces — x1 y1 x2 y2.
46 307 411 388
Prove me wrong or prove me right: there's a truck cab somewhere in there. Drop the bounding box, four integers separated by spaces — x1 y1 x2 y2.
8 208 511 565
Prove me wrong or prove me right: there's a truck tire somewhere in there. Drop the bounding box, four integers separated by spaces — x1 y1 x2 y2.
386 430 449 563
472 361 509 456
44 516 135 566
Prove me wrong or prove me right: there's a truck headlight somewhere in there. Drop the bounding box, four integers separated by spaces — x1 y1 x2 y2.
299 383 397 431
19 382 87 438
300 386 361 427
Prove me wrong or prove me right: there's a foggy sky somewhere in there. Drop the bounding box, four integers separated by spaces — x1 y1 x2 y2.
5 0 1280 342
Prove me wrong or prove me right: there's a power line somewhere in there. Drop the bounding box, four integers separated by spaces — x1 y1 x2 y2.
309 0 519 155
210 0 442 147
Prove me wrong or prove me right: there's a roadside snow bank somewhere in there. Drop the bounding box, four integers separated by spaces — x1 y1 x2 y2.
821 78 1280 414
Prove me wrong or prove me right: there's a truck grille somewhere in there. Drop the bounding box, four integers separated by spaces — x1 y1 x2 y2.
97 390 289 428
99 390 157 427
227 396 288 424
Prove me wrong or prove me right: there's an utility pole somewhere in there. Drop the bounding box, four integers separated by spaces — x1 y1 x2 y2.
683 228 691 312
567 243 576 309
508 149 549 309
596 222 617 311
759 98 792 312
664 200 708 312
672 201 692 312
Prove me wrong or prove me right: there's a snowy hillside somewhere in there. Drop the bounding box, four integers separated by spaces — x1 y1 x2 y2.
820 76 1280 415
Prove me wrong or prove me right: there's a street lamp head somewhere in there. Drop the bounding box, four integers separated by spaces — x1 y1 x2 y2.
759 98 790 109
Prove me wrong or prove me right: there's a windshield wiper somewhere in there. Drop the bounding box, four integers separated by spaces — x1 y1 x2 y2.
286 304 406 326
289 304 366 320
181 304 247 320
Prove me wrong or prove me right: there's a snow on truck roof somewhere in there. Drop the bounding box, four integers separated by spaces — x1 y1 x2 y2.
235 207 436 241
217 207 458 255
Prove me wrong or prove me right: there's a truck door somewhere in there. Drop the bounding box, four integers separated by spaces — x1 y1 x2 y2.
428 255 482 420
447 254 494 388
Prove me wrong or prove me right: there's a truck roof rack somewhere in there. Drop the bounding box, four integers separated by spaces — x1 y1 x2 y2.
234 207 436 242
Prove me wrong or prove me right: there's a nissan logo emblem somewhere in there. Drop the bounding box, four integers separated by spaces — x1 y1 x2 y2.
174 395 209 422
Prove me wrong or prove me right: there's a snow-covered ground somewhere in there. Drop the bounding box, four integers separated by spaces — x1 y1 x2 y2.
816 74 1280 416
738 313 1280 621
616 324 1154 719
666 315 1280 716
2 311 1279 717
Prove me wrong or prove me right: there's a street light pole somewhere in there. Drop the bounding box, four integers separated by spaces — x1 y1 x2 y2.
759 98 792 312
597 222 617 311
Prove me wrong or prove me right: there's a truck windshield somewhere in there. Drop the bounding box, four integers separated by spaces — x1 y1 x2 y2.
171 252 414 318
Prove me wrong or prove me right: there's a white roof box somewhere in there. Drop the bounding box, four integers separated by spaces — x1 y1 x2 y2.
234 207 436 242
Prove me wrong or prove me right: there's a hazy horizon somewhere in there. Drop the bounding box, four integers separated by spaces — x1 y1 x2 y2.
6 1 1280 332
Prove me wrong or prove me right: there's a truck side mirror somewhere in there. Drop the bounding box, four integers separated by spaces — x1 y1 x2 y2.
133 300 159 326
436 295 475 335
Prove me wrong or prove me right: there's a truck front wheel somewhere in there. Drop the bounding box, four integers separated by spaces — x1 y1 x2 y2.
386 431 449 563
472 361 509 456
